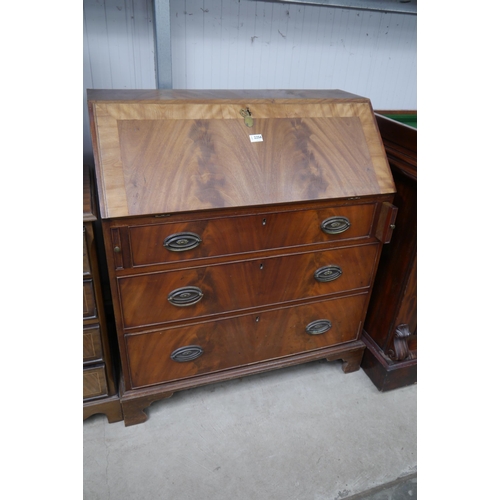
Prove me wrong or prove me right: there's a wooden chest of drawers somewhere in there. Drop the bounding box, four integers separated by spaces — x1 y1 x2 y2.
83 165 122 423
87 89 397 426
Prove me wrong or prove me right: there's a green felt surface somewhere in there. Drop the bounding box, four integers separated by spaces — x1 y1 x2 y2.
382 113 417 129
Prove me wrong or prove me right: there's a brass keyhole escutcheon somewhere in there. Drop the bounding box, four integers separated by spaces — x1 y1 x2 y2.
240 108 254 127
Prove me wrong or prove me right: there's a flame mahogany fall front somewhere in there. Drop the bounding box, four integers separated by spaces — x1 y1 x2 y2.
88 89 397 426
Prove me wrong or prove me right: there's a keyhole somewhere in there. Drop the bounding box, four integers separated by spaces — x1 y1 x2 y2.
260 263 264 270
255 316 260 322
262 218 266 226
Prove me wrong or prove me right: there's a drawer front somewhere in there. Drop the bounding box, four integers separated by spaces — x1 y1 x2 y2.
83 365 108 400
83 325 103 364
119 244 378 329
126 204 376 267
83 227 91 276
83 280 97 319
126 293 367 388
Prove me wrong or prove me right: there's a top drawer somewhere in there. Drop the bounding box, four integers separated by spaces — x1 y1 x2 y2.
120 204 376 268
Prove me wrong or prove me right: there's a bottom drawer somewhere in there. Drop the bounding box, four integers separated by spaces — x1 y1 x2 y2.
126 293 368 389
83 365 108 400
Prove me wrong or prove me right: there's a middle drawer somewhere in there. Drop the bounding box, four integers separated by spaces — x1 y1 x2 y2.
118 243 378 330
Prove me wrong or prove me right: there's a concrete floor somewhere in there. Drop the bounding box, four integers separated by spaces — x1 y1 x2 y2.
83 359 416 500
353 475 416 500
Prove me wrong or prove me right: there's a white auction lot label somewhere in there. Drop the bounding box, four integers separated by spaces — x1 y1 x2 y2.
249 134 263 142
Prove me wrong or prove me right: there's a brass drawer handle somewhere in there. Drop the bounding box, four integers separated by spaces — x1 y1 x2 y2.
170 345 204 363
305 319 332 335
314 265 343 282
163 232 202 252
321 216 351 235
168 286 204 307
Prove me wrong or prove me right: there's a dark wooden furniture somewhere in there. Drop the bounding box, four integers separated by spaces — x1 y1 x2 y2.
83 165 123 423
87 89 397 426
361 114 417 391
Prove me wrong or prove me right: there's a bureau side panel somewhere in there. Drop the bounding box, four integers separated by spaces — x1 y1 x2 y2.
101 219 134 390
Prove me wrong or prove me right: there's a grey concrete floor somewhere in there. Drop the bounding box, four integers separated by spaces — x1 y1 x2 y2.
83 359 416 500
352 475 416 500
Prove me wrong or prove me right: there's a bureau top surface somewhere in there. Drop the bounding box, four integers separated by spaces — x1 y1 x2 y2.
87 89 395 219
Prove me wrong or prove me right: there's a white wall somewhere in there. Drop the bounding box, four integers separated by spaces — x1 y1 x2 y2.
83 0 156 163
83 0 416 161
170 0 417 109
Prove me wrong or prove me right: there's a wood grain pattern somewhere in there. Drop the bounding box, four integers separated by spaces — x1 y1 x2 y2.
88 90 394 218
117 117 378 216
127 203 376 268
83 227 91 276
93 107 129 217
364 118 417 352
83 326 103 364
118 243 378 329
361 332 416 392
125 293 367 389
120 340 366 426
87 89 367 103
375 202 398 244
88 93 396 422
83 365 108 399
361 114 416 391
394 255 417 335
104 101 369 120
83 395 123 424
83 165 96 222
83 280 97 319
83 165 121 421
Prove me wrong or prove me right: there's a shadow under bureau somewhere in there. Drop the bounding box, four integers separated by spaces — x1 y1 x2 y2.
87 89 397 426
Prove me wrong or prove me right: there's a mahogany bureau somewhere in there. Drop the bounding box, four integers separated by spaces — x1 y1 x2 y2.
83 164 123 423
87 89 397 426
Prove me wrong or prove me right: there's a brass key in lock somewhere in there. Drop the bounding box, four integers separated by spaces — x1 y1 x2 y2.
240 108 254 127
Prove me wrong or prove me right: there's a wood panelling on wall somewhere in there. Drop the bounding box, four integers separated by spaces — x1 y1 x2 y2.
83 0 416 161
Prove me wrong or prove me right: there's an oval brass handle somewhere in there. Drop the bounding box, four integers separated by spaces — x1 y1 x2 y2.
305 319 332 335
163 232 202 252
314 265 343 282
321 216 351 235
170 345 204 363
168 286 203 307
